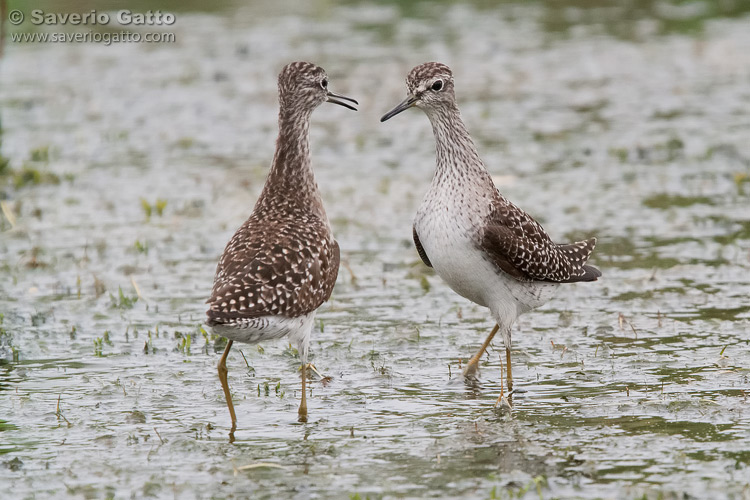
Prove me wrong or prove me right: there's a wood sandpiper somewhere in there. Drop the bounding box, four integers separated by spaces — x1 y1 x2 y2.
206 62 357 439
381 62 600 405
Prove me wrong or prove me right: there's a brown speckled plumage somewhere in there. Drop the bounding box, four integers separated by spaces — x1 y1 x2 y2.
398 62 600 291
206 61 341 334
382 62 600 396
208 61 356 433
206 214 340 324
479 203 599 283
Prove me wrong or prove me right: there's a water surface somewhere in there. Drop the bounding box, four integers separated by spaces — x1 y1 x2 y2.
1 1 750 498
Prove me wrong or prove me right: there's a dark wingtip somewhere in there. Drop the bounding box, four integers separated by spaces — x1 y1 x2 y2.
582 264 602 281
584 239 601 281
560 264 602 283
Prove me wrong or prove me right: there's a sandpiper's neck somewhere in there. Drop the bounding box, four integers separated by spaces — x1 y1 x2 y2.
426 105 493 187
257 106 325 219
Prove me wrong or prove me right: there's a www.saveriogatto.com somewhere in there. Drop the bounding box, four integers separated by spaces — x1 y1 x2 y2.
8 9 177 45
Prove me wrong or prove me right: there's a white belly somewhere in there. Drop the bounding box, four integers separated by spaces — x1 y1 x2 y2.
422 230 494 307
415 211 559 328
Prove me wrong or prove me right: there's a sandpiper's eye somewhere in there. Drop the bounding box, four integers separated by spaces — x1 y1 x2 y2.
431 80 443 91
321 78 328 89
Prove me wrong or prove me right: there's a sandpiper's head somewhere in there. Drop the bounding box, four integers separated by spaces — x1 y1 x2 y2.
277 61 358 113
380 62 455 122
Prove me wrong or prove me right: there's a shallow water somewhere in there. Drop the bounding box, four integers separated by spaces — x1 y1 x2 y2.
1 1 750 499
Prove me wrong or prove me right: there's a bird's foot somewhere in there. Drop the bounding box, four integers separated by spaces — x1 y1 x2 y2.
308 363 331 382
299 363 333 385
494 355 513 412
463 360 480 382
494 393 513 413
494 387 514 412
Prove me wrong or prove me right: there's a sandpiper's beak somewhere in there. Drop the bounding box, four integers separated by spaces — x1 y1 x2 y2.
327 91 358 111
380 94 418 122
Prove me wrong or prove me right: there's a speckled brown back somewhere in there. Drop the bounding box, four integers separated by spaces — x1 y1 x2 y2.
206 210 339 324
206 61 340 326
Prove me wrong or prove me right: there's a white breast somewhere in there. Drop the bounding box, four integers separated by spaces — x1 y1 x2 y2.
415 192 493 307
415 190 559 329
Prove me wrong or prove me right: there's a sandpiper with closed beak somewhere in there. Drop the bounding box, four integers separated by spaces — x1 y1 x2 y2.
381 62 600 405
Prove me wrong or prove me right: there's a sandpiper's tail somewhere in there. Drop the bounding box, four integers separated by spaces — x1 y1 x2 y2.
556 238 601 282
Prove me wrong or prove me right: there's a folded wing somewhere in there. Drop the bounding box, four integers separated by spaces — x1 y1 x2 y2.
207 218 340 325
479 198 600 283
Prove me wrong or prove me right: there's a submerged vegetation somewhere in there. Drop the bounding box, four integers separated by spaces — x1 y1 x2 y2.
0 147 61 192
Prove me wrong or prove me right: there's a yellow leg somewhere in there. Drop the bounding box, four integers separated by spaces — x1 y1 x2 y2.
494 352 512 409
506 344 513 393
298 362 308 422
494 355 505 405
463 324 500 379
217 340 237 441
